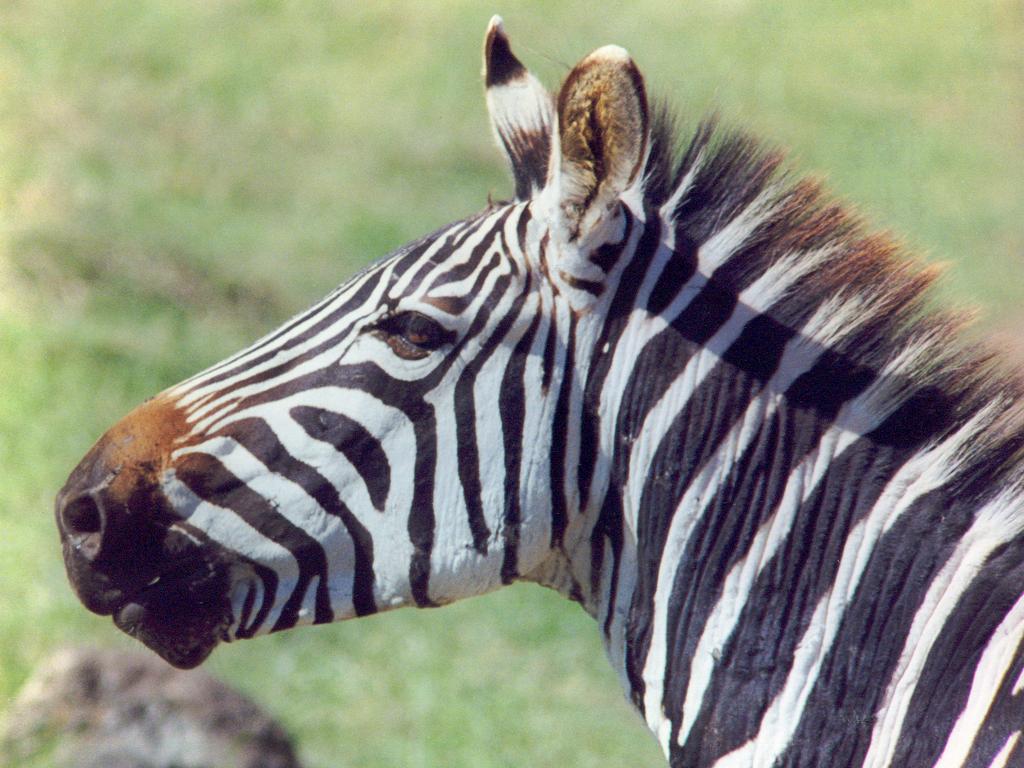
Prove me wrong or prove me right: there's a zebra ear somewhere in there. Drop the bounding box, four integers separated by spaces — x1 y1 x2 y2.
483 16 555 201
551 45 648 243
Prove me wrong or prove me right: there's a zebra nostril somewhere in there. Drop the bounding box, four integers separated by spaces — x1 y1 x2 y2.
60 494 104 536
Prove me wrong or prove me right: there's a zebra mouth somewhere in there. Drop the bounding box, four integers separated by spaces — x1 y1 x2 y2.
110 558 234 670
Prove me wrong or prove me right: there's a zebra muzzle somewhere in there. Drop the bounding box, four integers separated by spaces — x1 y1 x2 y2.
55 404 236 669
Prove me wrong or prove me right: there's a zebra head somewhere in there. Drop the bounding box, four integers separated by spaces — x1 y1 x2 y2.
56 18 647 669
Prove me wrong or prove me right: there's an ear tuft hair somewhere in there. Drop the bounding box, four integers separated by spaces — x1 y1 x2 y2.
554 45 649 240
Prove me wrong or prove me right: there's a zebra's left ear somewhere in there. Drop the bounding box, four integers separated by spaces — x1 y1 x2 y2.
484 17 555 201
548 45 648 245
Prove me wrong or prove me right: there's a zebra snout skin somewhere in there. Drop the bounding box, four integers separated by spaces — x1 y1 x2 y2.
56 435 171 615
56 394 236 669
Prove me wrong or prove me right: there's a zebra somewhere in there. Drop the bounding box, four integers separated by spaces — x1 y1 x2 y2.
55 16 1024 768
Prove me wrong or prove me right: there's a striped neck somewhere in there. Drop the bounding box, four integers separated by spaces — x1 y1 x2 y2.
522 126 1024 766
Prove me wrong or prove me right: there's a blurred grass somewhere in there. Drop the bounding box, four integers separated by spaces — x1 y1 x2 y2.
0 1 1021 766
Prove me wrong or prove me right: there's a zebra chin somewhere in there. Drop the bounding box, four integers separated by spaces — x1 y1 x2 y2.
58 521 246 669
108 568 234 670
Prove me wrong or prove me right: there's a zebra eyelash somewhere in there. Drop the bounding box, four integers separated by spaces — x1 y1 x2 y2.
370 310 457 360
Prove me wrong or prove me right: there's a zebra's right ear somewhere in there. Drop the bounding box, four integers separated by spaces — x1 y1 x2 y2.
483 16 554 201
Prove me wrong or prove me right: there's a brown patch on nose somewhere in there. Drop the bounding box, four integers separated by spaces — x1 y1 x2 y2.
90 393 191 505
58 392 192 554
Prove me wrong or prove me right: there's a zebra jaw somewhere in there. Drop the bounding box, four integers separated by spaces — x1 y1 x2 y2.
108 556 235 670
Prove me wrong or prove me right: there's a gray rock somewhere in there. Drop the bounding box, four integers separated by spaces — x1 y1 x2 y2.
2 646 302 768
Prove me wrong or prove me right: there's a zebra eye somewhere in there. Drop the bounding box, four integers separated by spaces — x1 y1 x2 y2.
374 311 454 360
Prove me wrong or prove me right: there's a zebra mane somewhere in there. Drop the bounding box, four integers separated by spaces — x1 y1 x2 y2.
637 105 1024 506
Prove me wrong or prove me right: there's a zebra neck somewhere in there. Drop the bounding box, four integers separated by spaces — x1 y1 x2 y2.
517 124 1024 763
562 286 1024 764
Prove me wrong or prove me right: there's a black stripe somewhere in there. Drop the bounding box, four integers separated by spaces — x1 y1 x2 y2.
395 219 477 295
576 211 653 506
559 271 604 295
891 528 1024 767
646 232 698 316
672 132 781 247
540 310 557 392
771 486 973 766
595 490 624 637
622 273 740 706
549 315 576 550
657 329 872 717
670 385 959 763
407 400 438 608
499 298 542 583
453 248 523 554
174 452 333 631
220 415 378 617
191 230 445 392
592 237 625 273
514 203 531 253
290 406 390 514
428 209 513 292
234 562 278 639
258 362 446 609
190 217 482 411
622 296 881 715
670 437 909 763
959 620 1024 768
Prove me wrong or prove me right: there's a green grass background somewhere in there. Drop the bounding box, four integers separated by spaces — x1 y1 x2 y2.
1 1 1021 766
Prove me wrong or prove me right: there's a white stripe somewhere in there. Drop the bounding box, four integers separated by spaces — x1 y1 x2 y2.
863 488 1024 768
182 293 384 429
603 531 639 694
419 237 501 300
698 187 780 274
932 590 1024 767
658 149 706 221
512 285 558 573
986 732 1021 768
175 436 355 615
583 209 651 516
240 576 265 636
184 386 417 515
178 435 357 617
674 298 868 743
390 208 505 297
190 336 360 436
653 334 939 748
178 211 477 417
170 285 343 397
